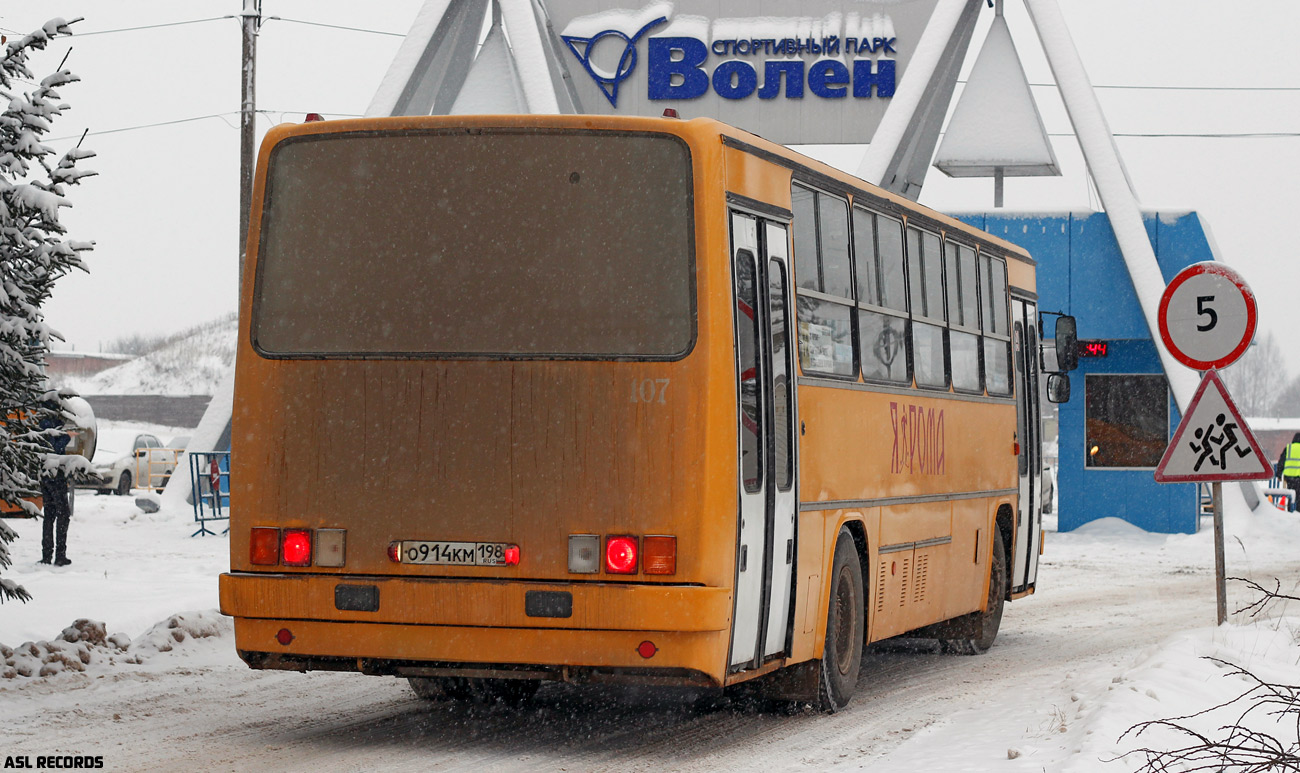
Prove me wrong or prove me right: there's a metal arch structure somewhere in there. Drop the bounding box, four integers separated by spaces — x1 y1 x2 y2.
365 0 1264 512
366 0 579 118
367 0 985 200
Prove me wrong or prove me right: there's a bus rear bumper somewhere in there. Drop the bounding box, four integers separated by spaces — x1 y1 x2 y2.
220 572 733 686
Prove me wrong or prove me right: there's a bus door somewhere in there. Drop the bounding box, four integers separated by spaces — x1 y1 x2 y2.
1010 299 1043 593
728 212 798 670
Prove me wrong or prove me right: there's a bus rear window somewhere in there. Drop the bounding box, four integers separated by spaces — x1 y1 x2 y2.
252 130 695 358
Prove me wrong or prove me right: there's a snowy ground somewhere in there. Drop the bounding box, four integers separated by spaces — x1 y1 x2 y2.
3 480 1300 771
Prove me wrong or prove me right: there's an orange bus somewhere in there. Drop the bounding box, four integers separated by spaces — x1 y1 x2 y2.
220 114 1073 711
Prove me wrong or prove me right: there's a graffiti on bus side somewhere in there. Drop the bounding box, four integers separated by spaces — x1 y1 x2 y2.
890 402 945 475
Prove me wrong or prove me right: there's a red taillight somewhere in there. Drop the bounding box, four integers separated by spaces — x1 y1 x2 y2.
276 628 294 646
304 112 325 122
503 544 520 566
250 527 279 565
388 542 401 563
282 529 312 567
637 640 658 659
662 108 679 118
605 536 638 574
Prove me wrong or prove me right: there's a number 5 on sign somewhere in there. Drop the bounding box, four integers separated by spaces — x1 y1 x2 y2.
1158 262 1257 371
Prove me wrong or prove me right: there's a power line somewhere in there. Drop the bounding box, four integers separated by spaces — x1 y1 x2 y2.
1039 82 1300 93
1042 131 1300 138
48 110 1299 144
74 17 234 36
959 79 1300 93
46 112 238 141
1113 131 1300 138
44 109 362 142
264 16 403 38
53 15 1300 97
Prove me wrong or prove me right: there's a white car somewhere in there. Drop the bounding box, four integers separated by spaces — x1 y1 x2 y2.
82 430 180 495
1041 464 1056 514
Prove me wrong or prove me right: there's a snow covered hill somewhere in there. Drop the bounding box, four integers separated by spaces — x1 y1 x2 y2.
61 314 236 396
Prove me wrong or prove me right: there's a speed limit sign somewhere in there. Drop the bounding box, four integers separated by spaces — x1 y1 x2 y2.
1157 262 1257 370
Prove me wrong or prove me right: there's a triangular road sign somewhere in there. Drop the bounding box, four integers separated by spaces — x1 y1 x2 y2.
1155 369 1273 482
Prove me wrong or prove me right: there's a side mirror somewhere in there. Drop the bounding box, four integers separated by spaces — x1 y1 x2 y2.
1055 316 1078 372
1047 373 1071 403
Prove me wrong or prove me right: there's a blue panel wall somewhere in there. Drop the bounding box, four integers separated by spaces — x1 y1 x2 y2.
952 211 1214 533
1057 339 1195 533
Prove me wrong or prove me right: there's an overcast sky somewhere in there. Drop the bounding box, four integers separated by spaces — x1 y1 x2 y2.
10 0 1299 375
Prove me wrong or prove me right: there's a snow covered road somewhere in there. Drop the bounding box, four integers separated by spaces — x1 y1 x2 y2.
4 487 1300 772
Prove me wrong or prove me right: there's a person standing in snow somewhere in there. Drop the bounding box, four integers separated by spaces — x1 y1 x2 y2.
1278 432 1300 513
39 403 73 566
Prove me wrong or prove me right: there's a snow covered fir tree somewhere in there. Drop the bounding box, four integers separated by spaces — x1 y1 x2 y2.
0 18 95 603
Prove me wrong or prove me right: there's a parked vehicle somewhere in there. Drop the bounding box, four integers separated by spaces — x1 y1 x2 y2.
81 430 180 495
1041 464 1056 514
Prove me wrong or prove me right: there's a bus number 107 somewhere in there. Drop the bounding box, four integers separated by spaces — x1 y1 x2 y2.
631 379 670 405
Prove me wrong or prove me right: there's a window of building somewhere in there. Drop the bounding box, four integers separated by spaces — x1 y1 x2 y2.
853 207 909 384
792 184 855 378
1085 374 1169 468
906 225 947 389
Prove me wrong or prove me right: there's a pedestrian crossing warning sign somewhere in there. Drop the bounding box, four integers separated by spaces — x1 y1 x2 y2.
1155 368 1273 483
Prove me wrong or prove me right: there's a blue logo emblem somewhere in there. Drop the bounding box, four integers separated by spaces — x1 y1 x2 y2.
562 17 667 107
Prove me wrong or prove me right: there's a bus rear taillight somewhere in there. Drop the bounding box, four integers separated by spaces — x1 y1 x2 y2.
605 536 638 574
250 527 279 565
642 536 676 575
282 529 313 567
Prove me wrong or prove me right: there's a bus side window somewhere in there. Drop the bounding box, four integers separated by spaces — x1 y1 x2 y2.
981 254 1013 395
945 240 982 393
791 183 855 379
853 207 910 384
906 225 948 389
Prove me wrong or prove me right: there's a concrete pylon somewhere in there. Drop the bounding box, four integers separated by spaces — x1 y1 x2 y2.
367 0 573 117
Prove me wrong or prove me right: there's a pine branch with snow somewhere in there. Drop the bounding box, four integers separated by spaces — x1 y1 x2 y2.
0 17 95 603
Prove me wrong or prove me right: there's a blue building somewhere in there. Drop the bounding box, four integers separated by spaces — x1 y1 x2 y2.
954 211 1215 534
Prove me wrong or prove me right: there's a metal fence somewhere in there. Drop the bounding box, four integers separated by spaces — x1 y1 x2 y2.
190 451 230 537
135 447 183 492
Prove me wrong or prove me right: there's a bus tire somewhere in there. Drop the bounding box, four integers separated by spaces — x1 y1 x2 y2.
407 676 448 700
815 528 865 713
940 528 1006 655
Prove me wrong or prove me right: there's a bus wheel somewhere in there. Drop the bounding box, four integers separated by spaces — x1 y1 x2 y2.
816 528 865 713
941 528 1006 655
407 676 449 700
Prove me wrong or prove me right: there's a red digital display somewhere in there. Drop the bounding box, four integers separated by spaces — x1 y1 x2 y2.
1078 340 1108 357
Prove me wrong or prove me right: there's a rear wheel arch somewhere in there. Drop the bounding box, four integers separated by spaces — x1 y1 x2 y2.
821 516 870 637
995 503 1014 598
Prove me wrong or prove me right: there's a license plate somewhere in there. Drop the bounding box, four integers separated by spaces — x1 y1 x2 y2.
397 541 511 566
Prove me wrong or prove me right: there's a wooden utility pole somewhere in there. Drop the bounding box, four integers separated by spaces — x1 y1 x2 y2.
239 0 262 288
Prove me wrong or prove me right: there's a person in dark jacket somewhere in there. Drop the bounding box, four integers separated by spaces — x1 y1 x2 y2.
39 404 72 566
1277 432 1300 514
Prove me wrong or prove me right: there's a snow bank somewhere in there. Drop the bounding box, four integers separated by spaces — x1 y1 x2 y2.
1 611 228 680
61 314 235 397
1060 620 1300 772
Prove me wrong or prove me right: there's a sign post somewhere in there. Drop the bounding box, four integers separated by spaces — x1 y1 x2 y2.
1153 263 1269 625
